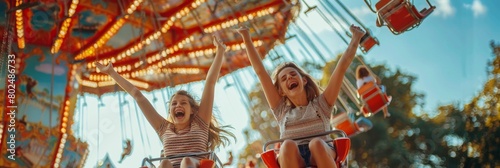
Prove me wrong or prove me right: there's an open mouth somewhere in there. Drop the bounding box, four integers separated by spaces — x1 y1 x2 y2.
288 82 298 90
174 111 185 119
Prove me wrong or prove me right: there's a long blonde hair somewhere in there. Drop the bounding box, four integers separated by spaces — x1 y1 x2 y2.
271 62 321 107
168 90 235 151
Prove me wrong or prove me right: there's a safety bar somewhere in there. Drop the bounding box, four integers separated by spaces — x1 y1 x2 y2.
141 152 223 168
262 130 348 152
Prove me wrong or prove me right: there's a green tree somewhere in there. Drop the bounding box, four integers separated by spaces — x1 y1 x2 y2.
429 41 500 167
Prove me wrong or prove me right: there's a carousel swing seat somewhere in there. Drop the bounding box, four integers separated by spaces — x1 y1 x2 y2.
375 0 435 35
359 31 379 53
357 81 391 117
331 112 373 137
140 151 221 168
260 130 350 168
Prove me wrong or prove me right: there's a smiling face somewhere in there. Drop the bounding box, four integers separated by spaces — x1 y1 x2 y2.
169 94 194 125
277 67 307 98
272 62 321 105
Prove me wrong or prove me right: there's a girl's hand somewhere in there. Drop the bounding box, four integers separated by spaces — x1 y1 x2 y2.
236 26 250 37
350 24 366 42
213 35 227 52
95 62 114 74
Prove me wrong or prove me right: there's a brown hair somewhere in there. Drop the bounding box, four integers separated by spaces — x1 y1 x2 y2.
271 62 320 107
356 65 370 79
168 90 235 151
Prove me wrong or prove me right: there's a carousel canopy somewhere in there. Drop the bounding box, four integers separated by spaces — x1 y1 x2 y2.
1 0 299 96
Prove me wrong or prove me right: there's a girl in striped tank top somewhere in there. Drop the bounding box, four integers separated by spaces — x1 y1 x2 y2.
96 36 235 168
238 25 365 168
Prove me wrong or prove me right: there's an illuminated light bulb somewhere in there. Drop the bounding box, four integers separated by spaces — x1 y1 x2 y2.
69 8 75 15
268 8 275 13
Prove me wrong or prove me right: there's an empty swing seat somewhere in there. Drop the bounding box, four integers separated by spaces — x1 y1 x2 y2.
140 152 220 168
331 113 373 137
260 130 351 168
357 82 391 117
359 31 379 53
331 113 358 136
376 0 435 35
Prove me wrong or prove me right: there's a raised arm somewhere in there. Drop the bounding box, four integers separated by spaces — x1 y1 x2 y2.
198 36 226 124
323 25 365 106
95 62 164 130
237 27 281 109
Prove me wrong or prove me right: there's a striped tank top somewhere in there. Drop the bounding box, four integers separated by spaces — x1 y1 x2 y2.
272 94 334 142
156 114 209 167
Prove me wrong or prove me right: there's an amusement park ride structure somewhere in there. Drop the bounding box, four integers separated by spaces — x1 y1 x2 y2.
0 0 434 167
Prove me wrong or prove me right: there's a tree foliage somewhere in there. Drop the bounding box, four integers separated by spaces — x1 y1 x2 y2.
427 41 500 167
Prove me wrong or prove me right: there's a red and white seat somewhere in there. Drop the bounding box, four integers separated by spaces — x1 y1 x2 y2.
260 130 350 168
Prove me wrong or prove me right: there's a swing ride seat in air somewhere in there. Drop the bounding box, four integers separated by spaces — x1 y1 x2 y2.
260 130 350 168
331 112 373 137
375 0 435 35
359 31 379 53
140 151 222 168
357 81 391 117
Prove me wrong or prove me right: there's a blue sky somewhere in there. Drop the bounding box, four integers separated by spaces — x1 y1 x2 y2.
78 0 500 167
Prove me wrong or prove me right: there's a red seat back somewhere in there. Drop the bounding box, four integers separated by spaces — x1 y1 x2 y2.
334 137 351 167
358 82 390 117
376 0 403 12
336 119 359 137
385 4 419 33
199 159 215 168
379 1 435 34
332 113 359 137
360 34 379 53
261 150 280 168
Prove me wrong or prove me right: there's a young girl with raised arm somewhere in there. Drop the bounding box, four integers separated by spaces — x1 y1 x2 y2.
96 36 235 168
237 25 365 168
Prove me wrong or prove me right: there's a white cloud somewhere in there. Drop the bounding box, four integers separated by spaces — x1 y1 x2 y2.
463 0 487 17
350 7 373 18
35 63 66 75
434 0 455 18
